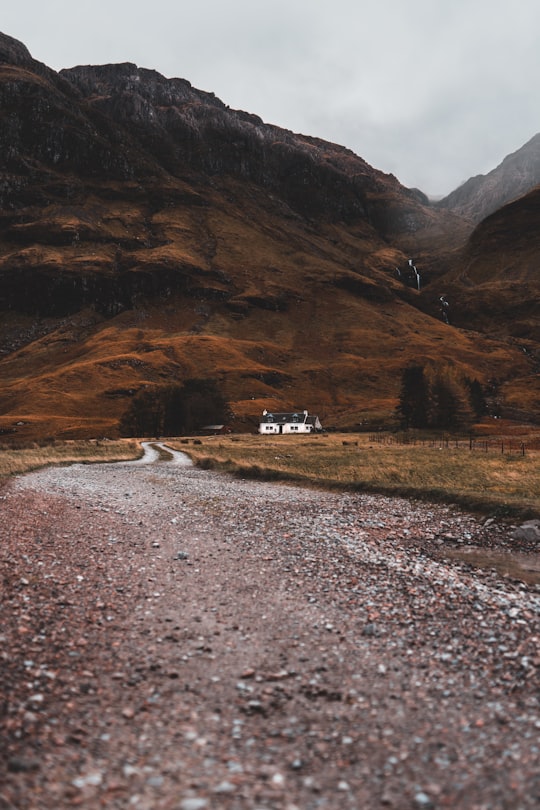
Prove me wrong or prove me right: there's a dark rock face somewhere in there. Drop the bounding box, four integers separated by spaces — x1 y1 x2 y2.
437 133 540 223
58 61 454 237
0 31 462 321
0 262 213 318
60 62 384 225
0 32 33 66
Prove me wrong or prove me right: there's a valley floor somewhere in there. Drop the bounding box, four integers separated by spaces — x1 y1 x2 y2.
1 454 539 809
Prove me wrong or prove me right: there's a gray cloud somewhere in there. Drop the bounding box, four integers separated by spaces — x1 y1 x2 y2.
3 0 540 196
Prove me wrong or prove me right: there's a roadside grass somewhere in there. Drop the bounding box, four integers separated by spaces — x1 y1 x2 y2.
0 439 141 479
149 443 175 461
1 432 538 519
169 433 540 519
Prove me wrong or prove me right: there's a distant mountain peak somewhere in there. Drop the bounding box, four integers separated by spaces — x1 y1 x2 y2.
437 132 540 223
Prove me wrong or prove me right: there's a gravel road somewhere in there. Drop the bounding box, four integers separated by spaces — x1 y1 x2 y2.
1 447 539 809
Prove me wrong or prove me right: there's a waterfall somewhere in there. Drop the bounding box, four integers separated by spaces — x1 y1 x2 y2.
408 259 421 290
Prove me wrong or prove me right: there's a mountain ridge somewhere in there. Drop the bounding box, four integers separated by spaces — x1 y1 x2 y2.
437 133 540 224
0 32 537 439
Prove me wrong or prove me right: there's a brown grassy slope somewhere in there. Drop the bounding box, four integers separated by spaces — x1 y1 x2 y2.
0 181 532 440
416 190 540 422
425 189 540 340
0 43 535 439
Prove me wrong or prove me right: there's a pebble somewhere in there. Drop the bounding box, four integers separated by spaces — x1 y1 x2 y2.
212 780 236 794
179 800 208 810
414 791 434 808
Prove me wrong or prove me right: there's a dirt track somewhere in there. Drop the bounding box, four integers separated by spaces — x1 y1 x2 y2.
1 450 539 809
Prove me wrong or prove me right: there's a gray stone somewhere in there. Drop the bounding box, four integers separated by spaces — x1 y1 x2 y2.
179 799 208 810
511 520 540 543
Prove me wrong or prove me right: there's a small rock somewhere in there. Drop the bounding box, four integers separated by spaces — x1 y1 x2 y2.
511 519 540 543
212 780 236 794
414 791 434 808
72 771 103 788
179 799 208 810
362 622 377 637
8 756 40 773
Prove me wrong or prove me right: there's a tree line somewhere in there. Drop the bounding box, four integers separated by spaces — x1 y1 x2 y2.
119 378 230 437
396 364 487 430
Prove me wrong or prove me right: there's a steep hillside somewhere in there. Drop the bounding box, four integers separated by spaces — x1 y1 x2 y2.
418 189 540 422
437 133 540 224
0 32 536 439
427 188 540 338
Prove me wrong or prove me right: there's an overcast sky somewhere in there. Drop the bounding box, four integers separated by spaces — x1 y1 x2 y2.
3 0 540 196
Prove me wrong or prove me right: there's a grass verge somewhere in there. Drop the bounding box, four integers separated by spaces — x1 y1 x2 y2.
170 433 540 519
1 433 537 520
0 439 142 479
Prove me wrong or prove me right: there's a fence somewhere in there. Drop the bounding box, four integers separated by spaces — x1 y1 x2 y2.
368 433 531 455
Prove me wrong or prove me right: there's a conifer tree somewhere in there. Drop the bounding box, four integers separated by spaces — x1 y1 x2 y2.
397 365 429 429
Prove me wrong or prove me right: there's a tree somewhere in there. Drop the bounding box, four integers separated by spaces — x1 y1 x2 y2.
169 378 230 435
465 377 487 419
118 387 166 437
397 365 429 429
397 364 478 431
428 373 460 429
119 378 230 437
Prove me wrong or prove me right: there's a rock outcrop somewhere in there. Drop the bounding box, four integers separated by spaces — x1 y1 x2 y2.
0 31 33 65
60 61 450 239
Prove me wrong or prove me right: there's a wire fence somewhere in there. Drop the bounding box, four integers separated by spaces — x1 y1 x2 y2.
368 433 533 455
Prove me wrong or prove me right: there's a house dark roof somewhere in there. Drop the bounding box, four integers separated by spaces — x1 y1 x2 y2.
260 412 307 423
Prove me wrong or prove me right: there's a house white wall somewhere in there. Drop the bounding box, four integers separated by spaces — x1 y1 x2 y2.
282 422 312 434
258 410 321 434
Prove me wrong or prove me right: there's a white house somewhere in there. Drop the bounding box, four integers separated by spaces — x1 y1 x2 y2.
258 409 322 435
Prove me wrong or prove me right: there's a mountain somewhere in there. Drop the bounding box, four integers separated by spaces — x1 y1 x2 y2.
437 133 540 223
0 32 536 439
429 187 540 338
421 184 540 423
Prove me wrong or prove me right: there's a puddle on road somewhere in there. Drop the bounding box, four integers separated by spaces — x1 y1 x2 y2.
442 547 540 586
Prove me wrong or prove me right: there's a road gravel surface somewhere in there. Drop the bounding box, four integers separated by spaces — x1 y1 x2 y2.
1 448 539 809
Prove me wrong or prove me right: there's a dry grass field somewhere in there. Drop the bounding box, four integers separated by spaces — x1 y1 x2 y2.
0 439 141 479
1 429 538 518
170 428 540 518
